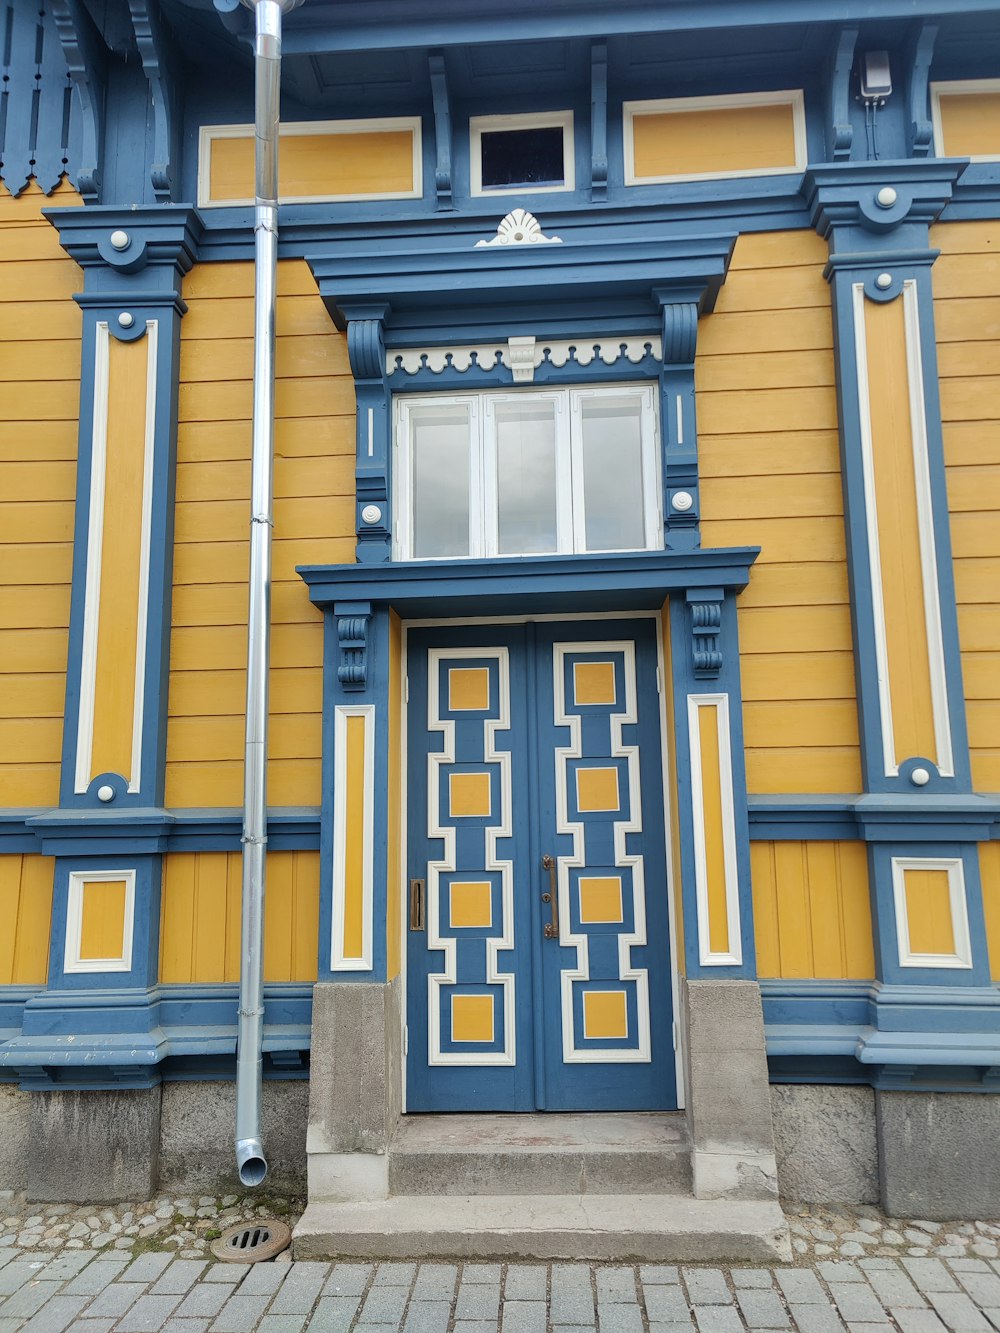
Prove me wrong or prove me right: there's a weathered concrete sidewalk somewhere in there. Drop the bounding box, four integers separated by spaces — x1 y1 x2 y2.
3 1248 1000 1333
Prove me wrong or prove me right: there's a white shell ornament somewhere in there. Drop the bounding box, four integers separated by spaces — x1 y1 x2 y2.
475 209 562 248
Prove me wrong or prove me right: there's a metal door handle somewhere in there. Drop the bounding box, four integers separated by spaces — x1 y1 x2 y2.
542 854 558 939
409 878 425 931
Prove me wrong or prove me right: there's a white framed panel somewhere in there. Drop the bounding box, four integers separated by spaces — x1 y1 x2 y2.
930 79 1000 160
891 857 973 970
687 693 742 967
331 704 376 971
64 869 136 975
469 110 575 196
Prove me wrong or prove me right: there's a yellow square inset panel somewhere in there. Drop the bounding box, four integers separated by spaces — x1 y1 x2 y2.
79 879 128 961
628 93 803 184
583 989 628 1040
905 868 956 956
452 993 494 1042
579 876 624 924
576 767 620 813
935 87 1000 159
449 771 492 818
203 118 420 206
450 881 493 929
449 667 490 712
573 661 617 706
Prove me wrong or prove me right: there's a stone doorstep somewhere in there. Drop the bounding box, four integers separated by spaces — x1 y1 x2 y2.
386 1111 692 1198
291 1193 792 1263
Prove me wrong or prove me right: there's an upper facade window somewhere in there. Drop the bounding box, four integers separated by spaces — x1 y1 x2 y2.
470 112 575 195
393 385 660 561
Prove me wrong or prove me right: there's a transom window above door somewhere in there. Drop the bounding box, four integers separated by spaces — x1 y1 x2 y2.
393 385 661 561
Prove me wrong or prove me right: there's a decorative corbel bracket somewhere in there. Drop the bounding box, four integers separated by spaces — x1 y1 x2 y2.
127 0 182 202
656 291 705 550
907 23 938 159
343 303 392 563
335 602 373 691
828 27 858 161
428 52 453 211
51 0 107 201
686 588 724 680
591 41 608 202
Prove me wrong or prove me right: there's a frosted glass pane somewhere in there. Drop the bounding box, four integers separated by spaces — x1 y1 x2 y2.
411 405 472 558
580 398 645 551
496 402 558 555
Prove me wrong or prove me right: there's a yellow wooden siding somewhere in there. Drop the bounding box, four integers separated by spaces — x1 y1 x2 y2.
0 854 54 984
751 840 875 979
0 182 82 807
159 850 319 982
933 220 1000 793
979 841 1000 982
165 259 354 808
698 230 862 795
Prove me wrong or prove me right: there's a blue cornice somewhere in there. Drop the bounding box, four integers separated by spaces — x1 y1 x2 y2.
45 204 204 279
747 794 1000 842
801 159 966 252
0 809 321 857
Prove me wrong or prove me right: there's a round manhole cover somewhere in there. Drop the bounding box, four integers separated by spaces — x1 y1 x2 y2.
210 1219 292 1263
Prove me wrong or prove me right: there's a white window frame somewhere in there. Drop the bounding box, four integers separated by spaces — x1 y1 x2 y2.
930 80 1000 161
393 383 660 561
469 111 575 196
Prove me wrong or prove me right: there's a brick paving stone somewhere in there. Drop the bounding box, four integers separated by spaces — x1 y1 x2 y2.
464 1266 503 1285
777 1272 828 1305
951 1266 994 1275
325 1265 373 1297
735 1272 776 1289
598 1269 639 1303
648 1323 696 1333
359 1285 411 1325
644 1284 691 1323
0 1252 17 1271
161 1321 212 1333
202 1266 242 1284
18 1294 89 1333
863 1270 926 1308
859 1264 899 1274
736 1288 791 1328
0 1260 51 1295
828 1285 890 1324
502 1299 548 1333
554 1327 599 1333
927 1292 994 1331
598 1302 644 1333
239 1263 291 1296
504 1267 547 1301
121 1252 175 1284
551 1275 596 1326
405 1300 453 1333
455 1283 501 1321
151 1260 209 1295
958 1278 1000 1308
904 1263 961 1295
258 1318 310 1333
790 1303 847 1333
984 1312 1000 1332
209 1292 271 1329
693 1306 744 1333
36 1249 95 1281
818 1266 866 1286
267 1264 330 1315
63 1260 128 1296
79 1281 150 1319
684 1272 732 1305
309 1296 364 1332
376 1264 417 1286
453 1322 499 1333
847 1324 893 1333
116 1293 186 1331
175 1282 234 1319
413 1264 459 1301
892 1309 950 1333
0 1282 63 1320
68 1322 116 1333
643 1269 681 1286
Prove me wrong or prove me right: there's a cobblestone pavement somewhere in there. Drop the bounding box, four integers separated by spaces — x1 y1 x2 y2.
3 1248 1000 1333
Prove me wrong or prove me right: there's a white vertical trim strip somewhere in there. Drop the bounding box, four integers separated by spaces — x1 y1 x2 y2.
687 693 742 967
654 611 685 1106
891 856 973 970
852 282 899 777
902 281 954 776
64 869 136 974
75 323 111 794
128 321 158 794
331 704 376 971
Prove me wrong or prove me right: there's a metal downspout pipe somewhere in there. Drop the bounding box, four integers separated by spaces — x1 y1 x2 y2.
235 0 301 1189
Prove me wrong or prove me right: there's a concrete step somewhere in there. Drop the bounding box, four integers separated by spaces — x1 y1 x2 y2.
387 1111 691 1197
293 1193 792 1262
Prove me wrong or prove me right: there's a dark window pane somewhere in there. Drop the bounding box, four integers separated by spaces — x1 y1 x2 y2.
480 126 565 190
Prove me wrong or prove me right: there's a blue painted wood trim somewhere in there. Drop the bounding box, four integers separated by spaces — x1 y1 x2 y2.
0 809 321 857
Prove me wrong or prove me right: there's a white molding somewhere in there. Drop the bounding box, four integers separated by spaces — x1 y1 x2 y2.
331 704 376 971
75 323 111 794
687 693 742 967
426 647 515 1066
197 116 424 208
387 337 661 377
654 611 685 1107
930 79 1000 161
891 856 973 970
64 869 136 974
623 89 807 187
128 319 158 794
469 110 575 197
553 640 651 1063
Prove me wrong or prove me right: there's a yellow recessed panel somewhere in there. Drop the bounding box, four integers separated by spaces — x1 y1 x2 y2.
579 876 624 924
451 993 494 1043
79 879 127 961
573 661 617 706
937 92 1000 158
576 767 620 813
448 667 490 712
450 881 493 929
449 771 492 818
583 989 628 1040
208 127 416 204
631 100 798 182
905 868 956 956
342 713 367 961
697 703 731 957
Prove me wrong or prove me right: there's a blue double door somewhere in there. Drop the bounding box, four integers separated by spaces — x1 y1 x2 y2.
406 619 677 1113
